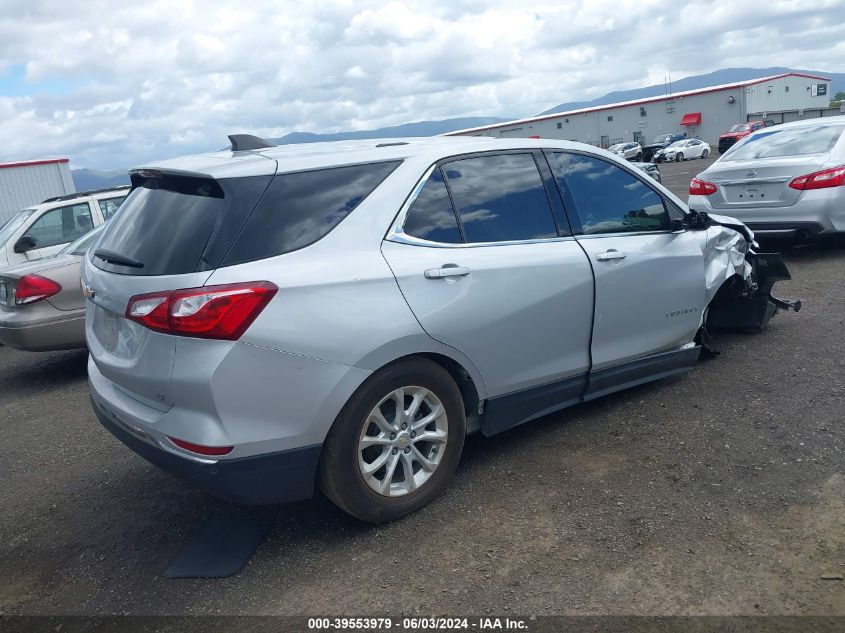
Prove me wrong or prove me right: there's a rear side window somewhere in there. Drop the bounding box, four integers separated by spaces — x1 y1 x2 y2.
442 153 557 243
223 161 400 266
402 168 462 243
548 152 669 235
725 124 844 161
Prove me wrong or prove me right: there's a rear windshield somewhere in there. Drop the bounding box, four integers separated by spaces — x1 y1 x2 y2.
94 176 228 276
62 224 105 256
92 161 400 275
723 124 845 162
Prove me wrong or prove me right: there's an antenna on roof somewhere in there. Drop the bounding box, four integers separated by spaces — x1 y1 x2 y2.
228 134 275 151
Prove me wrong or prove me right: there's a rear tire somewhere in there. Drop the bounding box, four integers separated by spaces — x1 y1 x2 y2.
319 358 466 523
635 152 643 161
702 149 710 159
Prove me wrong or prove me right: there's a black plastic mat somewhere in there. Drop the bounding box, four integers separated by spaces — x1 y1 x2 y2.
166 511 275 578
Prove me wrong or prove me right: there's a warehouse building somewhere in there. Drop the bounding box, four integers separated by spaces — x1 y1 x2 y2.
0 158 76 223
447 72 833 149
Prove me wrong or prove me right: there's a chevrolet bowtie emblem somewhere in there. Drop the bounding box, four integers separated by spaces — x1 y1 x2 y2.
81 280 95 299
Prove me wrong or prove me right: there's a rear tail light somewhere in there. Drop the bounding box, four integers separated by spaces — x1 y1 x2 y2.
14 274 62 305
789 166 845 191
689 178 717 196
167 436 233 456
126 281 277 340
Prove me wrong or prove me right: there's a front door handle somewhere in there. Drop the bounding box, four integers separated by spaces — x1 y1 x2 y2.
424 266 471 279
595 249 628 262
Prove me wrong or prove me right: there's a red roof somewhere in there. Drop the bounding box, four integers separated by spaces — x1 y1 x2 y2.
680 112 702 126
0 158 70 170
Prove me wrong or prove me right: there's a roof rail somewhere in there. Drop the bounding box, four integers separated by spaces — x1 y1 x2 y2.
228 134 276 151
41 184 130 204
375 141 409 147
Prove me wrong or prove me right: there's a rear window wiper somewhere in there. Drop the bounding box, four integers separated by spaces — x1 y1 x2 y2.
94 249 144 268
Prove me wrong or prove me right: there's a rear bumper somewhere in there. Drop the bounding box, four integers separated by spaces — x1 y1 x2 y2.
688 193 845 237
0 312 85 351
92 395 322 505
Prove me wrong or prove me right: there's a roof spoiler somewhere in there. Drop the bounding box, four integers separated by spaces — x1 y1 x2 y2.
228 134 276 151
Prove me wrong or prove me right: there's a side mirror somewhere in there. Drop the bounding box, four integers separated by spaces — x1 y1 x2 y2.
13 235 38 253
669 218 686 232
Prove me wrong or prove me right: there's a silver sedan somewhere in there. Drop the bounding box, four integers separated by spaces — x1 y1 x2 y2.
0 225 103 351
688 116 845 239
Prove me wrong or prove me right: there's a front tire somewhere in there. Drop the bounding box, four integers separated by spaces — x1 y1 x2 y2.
676 153 684 162
319 358 466 523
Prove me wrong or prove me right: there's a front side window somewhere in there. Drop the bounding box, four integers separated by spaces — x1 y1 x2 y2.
724 124 844 161
402 168 462 243
24 203 93 248
442 153 557 243
547 152 669 235
98 196 126 220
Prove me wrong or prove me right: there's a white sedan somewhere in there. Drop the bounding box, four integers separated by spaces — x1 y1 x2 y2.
657 138 711 162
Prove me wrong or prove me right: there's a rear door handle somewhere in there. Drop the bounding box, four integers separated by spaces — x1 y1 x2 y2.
424 266 471 279
595 249 628 262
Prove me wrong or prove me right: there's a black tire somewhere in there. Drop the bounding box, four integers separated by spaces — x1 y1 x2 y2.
319 358 466 523
676 153 684 162
701 149 709 159
635 152 643 161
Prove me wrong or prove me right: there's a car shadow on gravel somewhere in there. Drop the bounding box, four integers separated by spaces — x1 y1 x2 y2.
0 347 89 396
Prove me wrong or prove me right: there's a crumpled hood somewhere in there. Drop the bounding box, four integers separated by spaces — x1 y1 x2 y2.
707 212 756 245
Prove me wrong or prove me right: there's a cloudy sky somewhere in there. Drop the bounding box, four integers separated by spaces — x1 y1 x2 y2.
1 0 843 170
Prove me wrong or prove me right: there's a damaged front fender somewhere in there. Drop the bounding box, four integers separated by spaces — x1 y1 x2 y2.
694 211 801 332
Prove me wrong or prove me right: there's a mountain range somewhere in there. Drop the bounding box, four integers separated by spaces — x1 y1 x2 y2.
71 67 843 190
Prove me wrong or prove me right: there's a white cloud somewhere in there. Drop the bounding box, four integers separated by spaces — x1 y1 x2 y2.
0 0 842 169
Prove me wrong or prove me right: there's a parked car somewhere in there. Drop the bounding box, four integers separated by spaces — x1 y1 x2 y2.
717 120 774 154
689 116 845 240
0 186 127 271
655 138 711 162
0 224 104 351
641 133 687 162
632 162 662 183
84 135 795 523
608 142 643 161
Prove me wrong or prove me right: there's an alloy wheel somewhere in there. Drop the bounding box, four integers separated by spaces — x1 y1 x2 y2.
358 386 448 497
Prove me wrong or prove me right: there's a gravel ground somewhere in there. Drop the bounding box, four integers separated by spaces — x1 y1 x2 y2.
1 156 843 616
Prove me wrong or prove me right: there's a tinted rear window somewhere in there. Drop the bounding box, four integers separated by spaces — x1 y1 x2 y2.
222 161 400 266
92 161 399 275
94 176 227 276
724 124 845 161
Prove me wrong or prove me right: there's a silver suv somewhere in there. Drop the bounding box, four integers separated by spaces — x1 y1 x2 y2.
84 136 794 523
